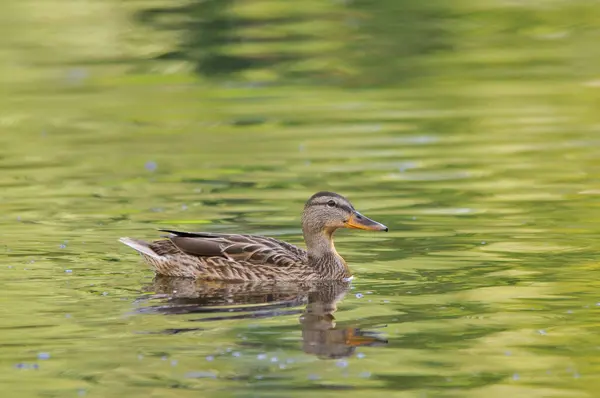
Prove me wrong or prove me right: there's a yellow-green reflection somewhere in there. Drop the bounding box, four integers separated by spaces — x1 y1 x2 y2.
1 0 600 397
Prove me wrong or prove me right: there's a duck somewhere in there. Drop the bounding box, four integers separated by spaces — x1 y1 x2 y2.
119 191 388 281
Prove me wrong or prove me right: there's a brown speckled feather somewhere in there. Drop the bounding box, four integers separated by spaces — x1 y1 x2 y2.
125 229 316 281
160 229 307 267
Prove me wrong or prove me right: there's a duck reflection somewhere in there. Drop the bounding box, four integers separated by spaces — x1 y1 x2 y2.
299 284 387 359
137 276 387 359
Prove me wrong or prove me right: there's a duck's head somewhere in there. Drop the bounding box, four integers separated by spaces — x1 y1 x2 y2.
301 191 388 235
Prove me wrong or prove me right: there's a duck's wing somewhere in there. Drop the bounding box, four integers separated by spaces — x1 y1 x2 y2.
155 229 308 268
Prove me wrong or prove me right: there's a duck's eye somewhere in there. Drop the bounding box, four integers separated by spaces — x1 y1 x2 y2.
327 200 336 208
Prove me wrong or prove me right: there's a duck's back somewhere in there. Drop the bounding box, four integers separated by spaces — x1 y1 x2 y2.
120 229 312 281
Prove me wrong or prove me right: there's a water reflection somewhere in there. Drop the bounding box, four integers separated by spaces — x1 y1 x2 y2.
138 277 387 359
136 0 298 77
136 0 454 85
299 285 387 359
5 0 600 394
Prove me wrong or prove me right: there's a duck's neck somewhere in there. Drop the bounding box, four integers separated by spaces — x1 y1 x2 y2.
303 228 350 279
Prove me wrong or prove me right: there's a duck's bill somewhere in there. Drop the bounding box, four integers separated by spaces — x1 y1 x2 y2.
345 211 388 231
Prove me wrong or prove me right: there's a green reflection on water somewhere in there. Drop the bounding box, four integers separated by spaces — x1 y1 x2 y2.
1 0 600 397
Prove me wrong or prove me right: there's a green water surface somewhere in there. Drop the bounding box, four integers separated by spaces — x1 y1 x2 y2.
2 1 600 397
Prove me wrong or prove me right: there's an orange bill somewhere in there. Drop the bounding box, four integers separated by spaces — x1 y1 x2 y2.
344 211 388 231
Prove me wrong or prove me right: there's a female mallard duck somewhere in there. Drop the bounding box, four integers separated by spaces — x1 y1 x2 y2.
119 191 387 281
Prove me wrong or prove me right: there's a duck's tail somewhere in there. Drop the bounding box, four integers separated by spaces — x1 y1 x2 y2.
119 237 160 259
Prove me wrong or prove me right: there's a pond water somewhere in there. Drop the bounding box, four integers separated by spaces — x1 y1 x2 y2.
2 1 600 397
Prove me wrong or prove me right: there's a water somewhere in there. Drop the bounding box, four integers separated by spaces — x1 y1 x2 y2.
2 0 600 396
